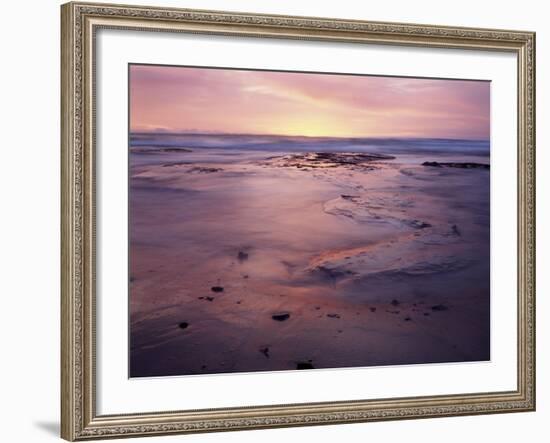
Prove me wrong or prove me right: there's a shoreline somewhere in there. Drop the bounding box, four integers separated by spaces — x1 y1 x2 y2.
129 148 490 377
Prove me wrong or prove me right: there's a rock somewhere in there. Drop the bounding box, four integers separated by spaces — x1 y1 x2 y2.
314 306 321 310
211 286 224 293
272 312 290 322
178 322 189 329
408 220 432 229
189 167 222 173
404 317 412 322
422 161 443 168
431 304 448 311
205 296 214 302
327 313 341 319
237 251 249 262
314 265 349 281
390 299 400 306
129 276 135 283
369 307 377 313
260 347 270 358
452 224 461 236
423 312 430 316
296 361 314 370
422 161 489 170
267 152 395 170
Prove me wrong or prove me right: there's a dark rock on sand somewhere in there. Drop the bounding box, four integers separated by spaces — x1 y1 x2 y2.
296 361 315 370
211 286 224 293
314 266 353 281
408 220 432 229
272 312 290 322
178 322 189 329
316 265 342 278
390 299 400 306
327 313 341 319
422 161 489 170
431 304 449 311
260 347 270 358
369 307 377 313
452 224 461 236
237 251 249 262
404 317 412 322
189 167 223 173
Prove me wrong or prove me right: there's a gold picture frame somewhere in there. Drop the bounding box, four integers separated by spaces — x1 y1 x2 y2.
61 1 536 440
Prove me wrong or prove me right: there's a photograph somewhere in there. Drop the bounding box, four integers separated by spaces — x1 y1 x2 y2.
56 2 536 440
128 64 491 378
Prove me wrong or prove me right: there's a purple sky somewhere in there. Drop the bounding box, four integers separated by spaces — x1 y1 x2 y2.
130 65 490 139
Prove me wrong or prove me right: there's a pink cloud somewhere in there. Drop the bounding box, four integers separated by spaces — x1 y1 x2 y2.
130 64 490 139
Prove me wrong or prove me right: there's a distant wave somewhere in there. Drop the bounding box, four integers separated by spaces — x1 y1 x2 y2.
130 133 490 156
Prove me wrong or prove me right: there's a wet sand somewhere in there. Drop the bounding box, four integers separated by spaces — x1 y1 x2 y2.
129 146 490 377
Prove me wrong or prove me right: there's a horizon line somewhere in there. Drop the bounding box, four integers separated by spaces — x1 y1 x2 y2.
129 131 490 143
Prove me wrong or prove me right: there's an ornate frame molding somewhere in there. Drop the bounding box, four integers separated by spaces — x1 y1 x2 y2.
61 2 535 440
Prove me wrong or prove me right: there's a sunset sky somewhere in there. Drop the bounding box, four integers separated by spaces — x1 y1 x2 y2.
129 64 490 139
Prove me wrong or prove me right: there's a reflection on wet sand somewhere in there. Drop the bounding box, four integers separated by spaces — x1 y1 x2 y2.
130 144 490 377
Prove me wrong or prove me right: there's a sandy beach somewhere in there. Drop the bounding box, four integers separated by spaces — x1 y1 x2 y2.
129 135 490 377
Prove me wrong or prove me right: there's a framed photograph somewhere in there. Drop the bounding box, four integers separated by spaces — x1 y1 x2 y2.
61 1 536 440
